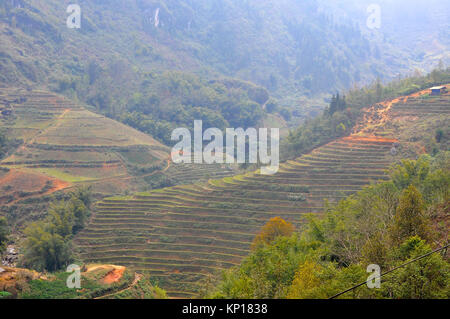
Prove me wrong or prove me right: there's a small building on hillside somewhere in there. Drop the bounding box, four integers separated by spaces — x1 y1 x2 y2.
430 86 447 96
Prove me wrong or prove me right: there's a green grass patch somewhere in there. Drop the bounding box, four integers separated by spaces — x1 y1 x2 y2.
0 291 12 299
20 270 133 299
104 195 135 201
36 168 96 182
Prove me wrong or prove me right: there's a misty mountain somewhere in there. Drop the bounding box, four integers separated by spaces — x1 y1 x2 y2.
0 0 448 120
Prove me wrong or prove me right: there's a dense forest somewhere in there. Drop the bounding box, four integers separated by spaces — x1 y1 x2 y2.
2 0 444 138
0 0 397 94
61 70 270 144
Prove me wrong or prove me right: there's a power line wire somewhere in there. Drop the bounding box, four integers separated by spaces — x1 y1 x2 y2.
329 243 449 299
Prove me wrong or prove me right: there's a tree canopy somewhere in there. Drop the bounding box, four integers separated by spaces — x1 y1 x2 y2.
211 154 450 299
0 216 9 256
21 187 91 272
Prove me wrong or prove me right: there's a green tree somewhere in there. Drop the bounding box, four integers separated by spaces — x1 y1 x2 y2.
304 182 398 266
47 201 75 239
252 217 294 249
213 235 308 299
390 185 431 245
390 156 431 190
435 129 443 143
265 99 278 113
22 222 72 272
69 197 89 234
329 94 338 115
71 186 93 209
336 122 346 135
279 108 291 121
288 261 375 299
0 216 9 256
21 187 91 271
375 78 383 101
362 232 389 269
287 260 323 298
383 237 449 298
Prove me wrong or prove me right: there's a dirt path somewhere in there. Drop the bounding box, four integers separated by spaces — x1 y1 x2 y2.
163 158 171 172
352 88 431 135
94 272 143 299
19 109 70 150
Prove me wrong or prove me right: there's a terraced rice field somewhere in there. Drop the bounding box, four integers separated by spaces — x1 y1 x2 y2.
389 96 450 116
0 89 236 199
164 154 239 185
354 85 450 137
77 86 450 298
76 135 397 297
0 88 173 196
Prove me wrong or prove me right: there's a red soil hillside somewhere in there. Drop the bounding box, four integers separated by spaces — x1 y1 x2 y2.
353 83 450 156
0 168 70 205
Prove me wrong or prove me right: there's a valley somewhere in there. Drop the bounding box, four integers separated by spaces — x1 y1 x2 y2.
0 0 448 302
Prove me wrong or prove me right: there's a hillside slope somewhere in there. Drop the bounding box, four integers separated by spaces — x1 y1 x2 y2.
0 264 164 299
320 0 450 71
0 0 434 106
76 85 449 298
0 88 239 206
0 88 170 200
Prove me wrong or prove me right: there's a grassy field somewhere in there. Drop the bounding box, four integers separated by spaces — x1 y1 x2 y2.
34 168 95 183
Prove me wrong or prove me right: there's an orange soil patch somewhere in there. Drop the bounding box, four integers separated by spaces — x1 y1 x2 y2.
0 169 52 193
85 264 126 284
94 273 143 299
342 136 398 144
50 178 71 193
103 266 126 284
0 267 45 295
0 168 71 205
353 98 403 134
164 159 171 172
352 86 445 135
85 265 106 273
418 145 427 154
